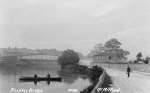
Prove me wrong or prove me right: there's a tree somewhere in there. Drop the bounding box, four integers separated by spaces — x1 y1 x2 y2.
104 38 129 61
87 43 106 58
136 52 143 62
143 56 149 64
94 43 106 54
104 38 121 49
88 38 129 62
58 49 80 68
77 52 85 59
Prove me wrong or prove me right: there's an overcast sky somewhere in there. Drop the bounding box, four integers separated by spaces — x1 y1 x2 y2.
0 0 150 59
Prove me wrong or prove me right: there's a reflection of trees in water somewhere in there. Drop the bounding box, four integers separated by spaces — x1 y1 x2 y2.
57 64 89 84
58 64 112 93
57 70 79 84
57 64 104 84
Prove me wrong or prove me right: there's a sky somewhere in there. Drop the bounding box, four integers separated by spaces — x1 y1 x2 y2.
0 0 150 59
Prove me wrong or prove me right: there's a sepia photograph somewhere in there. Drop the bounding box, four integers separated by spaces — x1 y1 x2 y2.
0 0 150 93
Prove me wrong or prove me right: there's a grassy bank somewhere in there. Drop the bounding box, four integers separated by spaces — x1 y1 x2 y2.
80 66 112 93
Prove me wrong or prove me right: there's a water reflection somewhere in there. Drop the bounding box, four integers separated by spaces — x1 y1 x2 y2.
57 64 108 93
57 65 89 84
0 57 91 93
58 67 79 84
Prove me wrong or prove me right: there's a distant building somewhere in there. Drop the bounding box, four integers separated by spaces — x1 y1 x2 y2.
93 49 127 63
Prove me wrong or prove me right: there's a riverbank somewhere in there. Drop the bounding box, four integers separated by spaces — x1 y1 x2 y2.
79 66 112 93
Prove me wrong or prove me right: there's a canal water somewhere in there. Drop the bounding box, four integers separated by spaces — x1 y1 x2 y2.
0 57 91 93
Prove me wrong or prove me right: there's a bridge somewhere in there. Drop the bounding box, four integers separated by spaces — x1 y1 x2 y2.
19 54 58 61
0 54 59 65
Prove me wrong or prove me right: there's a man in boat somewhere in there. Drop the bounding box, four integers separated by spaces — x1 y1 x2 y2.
34 74 38 85
47 73 51 85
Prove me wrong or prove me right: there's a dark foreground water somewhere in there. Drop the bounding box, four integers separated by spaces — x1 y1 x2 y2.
0 57 91 93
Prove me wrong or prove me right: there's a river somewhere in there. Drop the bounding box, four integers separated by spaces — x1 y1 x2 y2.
0 57 91 93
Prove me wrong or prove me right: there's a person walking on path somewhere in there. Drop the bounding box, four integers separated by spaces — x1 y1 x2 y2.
127 65 131 78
